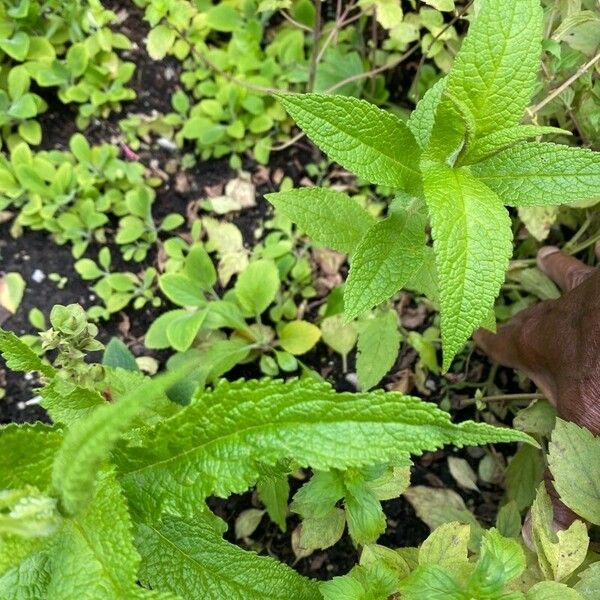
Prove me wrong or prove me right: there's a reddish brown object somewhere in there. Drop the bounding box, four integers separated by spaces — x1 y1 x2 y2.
474 245 600 531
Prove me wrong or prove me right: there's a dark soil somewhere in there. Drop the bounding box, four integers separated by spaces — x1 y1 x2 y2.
0 0 519 582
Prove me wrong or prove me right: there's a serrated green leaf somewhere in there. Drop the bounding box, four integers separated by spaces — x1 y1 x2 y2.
117 378 534 519
548 419 600 525
344 478 387 545
0 424 62 492
398 565 464 600
256 472 289 532
408 78 446 150
0 552 51 598
0 329 55 378
443 0 543 137
462 125 570 165
423 165 512 370
472 142 600 206
39 381 104 426
278 94 422 193
135 511 319 600
344 208 426 320
356 311 401 390
468 528 525 595
44 470 140 600
52 365 193 516
265 188 375 255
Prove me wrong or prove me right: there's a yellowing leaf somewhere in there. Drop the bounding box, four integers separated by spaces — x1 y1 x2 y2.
548 419 600 525
279 320 321 355
531 484 589 582
0 273 25 314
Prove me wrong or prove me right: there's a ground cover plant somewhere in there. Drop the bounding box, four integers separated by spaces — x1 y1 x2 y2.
1 0 600 598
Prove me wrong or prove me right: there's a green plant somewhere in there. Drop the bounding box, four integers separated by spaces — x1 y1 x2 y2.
75 248 161 320
145 239 321 382
0 324 533 598
0 0 135 145
266 0 600 371
0 135 178 260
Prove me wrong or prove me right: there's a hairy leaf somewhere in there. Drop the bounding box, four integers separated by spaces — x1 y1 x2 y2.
39 381 104 426
117 378 533 519
265 188 375 255
0 424 62 491
472 142 600 206
278 94 422 193
462 125 570 164
444 0 543 137
135 511 319 600
0 329 55 378
423 165 512 370
344 207 427 320
407 78 446 149
52 365 189 516
356 311 401 391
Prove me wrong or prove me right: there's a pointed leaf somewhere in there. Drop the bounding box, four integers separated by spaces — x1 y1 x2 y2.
0 328 55 378
117 378 534 519
444 0 543 137
265 188 375 255
548 419 600 525
344 208 427 320
423 165 512 370
356 311 401 391
52 365 191 516
472 142 600 206
278 94 421 193
135 512 319 600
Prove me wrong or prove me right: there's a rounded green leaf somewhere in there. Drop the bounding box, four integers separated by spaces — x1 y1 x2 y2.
279 320 321 355
147 25 176 60
234 259 280 316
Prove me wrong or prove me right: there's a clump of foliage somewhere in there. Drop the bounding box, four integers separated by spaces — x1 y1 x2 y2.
0 318 533 598
135 0 394 167
267 0 600 371
0 0 135 146
0 134 182 260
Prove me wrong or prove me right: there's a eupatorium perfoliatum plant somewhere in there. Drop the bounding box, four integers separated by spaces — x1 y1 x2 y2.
0 327 534 598
266 0 600 370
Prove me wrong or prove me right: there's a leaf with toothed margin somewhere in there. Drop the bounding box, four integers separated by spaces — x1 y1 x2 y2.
134 510 319 600
116 378 535 520
472 142 600 206
344 205 427 321
277 93 422 194
423 164 513 370
265 188 375 255
0 329 55 378
442 0 543 138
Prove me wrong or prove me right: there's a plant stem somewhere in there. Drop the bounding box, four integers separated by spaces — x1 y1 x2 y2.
531 50 600 114
308 0 323 91
460 392 544 408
